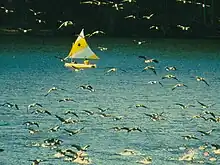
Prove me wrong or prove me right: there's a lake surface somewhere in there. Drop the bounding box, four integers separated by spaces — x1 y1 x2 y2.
0 36 220 165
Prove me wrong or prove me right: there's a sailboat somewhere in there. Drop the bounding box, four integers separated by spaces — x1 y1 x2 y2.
64 28 100 69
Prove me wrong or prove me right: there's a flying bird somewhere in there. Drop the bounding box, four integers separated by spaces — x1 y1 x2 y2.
195 76 209 86
27 103 43 112
18 28 32 33
23 121 39 128
142 66 157 75
171 83 187 90
124 15 136 19
197 101 215 109
44 86 65 96
58 21 74 30
175 103 195 109
162 74 179 81
177 25 190 31
142 14 154 19
64 127 84 136
85 30 105 37
29 9 44 16
1 102 19 110
80 85 95 92
165 66 177 71
133 40 146 45
0 6 14 13
71 144 90 151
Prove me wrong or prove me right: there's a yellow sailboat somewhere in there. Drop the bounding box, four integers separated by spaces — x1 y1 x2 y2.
64 28 99 69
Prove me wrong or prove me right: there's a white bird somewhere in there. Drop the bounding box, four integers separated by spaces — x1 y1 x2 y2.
177 25 190 31
149 25 159 30
107 68 117 73
18 28 32 33
124 15 136 19
176 0 192 4
29 9 44 16
98 46 108 51
122 0 136 3
142 14 154 20
112 3 124 11
85 30 105 37
0 6 14 13
58 21 74 30
36 19 46 24
133 40 146 45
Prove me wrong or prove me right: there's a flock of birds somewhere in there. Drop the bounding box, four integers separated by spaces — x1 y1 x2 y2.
0 0 220 165
0 0 217 37
1 42 220 165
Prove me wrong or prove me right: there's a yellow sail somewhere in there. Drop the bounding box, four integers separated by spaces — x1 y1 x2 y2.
65 29 99 60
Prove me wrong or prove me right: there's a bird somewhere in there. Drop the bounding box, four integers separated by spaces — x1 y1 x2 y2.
48 125 60 132
202 110 216 118
98 46 108 51
31 108 51 115
55 115 77 124
165 66 177 71
121 127 142 132
64 127 84 136
27 103 43 112
106 68 117 73
145 112 164 121
198 129 215 136
177 25 190 31
80 0 107 5
135 104 148 108
133 40 146 45
142 66 157 75
136 157 152 164
149 25 159 30
182 135 199 140
112 3 124 11
44 86 65 96
197 101 215 109
162 74 179 81
85 30 105 38
147 80 163 87
175 103 195 109
28 128 40 134
36 19 46 24
64 110 79 118
139 56 159 63
122 0 136 3
23 121 39 128
95 107 110 112
82 110 94 115
54 56 67 62
29 9 44 16
71 144 90 151
1 102 19 110
172 83 187 90
80 85 95 92
58 98 75 102
18 28 32 33
0 6 14 13
195 76 209 86
142 14 154 19
58 21 74 30
30 159 43 165
124 15 136 19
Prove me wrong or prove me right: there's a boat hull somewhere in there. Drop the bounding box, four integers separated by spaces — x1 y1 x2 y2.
64 63 96 69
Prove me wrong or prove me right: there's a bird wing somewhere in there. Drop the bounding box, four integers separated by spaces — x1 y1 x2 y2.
55 115 65 122
58 22 65 29
138 56 147 60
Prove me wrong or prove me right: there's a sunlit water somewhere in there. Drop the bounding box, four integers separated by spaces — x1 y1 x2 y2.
0 36 220 165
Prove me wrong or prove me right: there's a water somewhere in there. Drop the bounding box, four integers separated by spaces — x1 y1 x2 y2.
0 37 220 165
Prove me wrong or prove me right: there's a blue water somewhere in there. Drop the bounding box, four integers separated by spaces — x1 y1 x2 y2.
0 37 220 165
